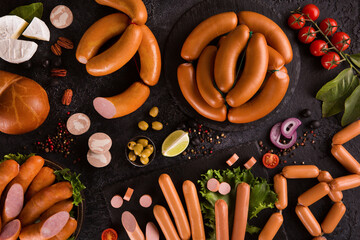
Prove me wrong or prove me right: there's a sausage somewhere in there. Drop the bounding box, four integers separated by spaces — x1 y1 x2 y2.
267 46 285 70
295 205 322 237
87 150 112 168
49 217 77 240
214 24 250 93
93 82 150 119
181 12 238 61
274 174 288 210
40 200 73 221
177 63 227 122
66 113 91 136
88 132 112 154
76 13 129 64
207 178 220 192
95 0 147 25
146 222 159 240
111 195 123 208
153 205 180 240
228 70 289 123
124 187 134 201
217 36 227 48
0 219 21 240
218 182 231 195
19 182 73 227
332 120 360 144
231 182 250 240
19 211 69 240
226 33 269 107
321 202 346 234
0 160 19 197
226 153 239 167
121 211 145 240
330 174 360 191
282 165 320 179
139 194 152 208
138 25 161 86
2 184 24 225
182 180 205 240
237 11 293 64
86 24 143 76
243 157 257 169
158 174 190 240
215 199 229 240
26 166 56 201
297 182 330 207
331 144 360 174
317 171 343 202
196 45 225 108
258 212 283 240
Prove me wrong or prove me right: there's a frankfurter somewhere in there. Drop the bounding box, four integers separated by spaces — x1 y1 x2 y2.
295 205 322 237
226 33 269 107
122 211 145 240
237 11 293 64
2 184 24 225
267 46 285 70
138 25 161 86
40 200 73 221
49 217 77 240
321 202 346 234
86 24 143 76
158 174 190 240
19 182 73 226
196 45 225 108
93 81 150 119
26 166 56 201
282 165 320 179
177 63 227 122
332 120 360 144
330 174 360 191
228 69 289 123
231 182 250 240
95 0 147 25
274 174 288 210
215 199 229 240
153 205 180 240
331 144 360 174
317 171 343 202
214 24 250 93
0 219 21 240
182 180 205 240
258 212 283 240
298 182 330 207
76 13 129 64
181 12 238 61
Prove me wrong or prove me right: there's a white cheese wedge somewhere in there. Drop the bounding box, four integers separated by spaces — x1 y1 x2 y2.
22 17 50 41
0 15 28 40
0 39 38 64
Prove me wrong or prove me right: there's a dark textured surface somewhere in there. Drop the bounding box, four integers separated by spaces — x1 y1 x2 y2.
0 0 359 240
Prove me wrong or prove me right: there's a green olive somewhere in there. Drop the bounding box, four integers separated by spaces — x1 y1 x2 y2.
137 138 148 147
141 148 152 158
149 107 159 117
146 144 154 154
127 141 136 150
138 121 149 131
133 143 144 156
128 151 137 161
152 121 163 131
140 156 149 165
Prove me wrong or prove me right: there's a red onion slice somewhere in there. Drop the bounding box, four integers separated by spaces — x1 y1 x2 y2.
270 122 297 149
281 118 302 139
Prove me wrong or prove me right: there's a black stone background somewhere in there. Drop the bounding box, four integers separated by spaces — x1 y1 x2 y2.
0 0 359 239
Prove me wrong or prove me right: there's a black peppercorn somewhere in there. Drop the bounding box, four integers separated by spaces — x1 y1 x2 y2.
300 109 312 118
42 59 51 68
309 120 320 129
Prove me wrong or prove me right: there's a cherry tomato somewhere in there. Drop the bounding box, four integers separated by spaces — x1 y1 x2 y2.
302 4 320 21
321 52 341 70
331 32 351 51
262 153 279 169
310 40 328 57
298 26 316 44
288 13 305 30
102 228 118 240
319 18 338 36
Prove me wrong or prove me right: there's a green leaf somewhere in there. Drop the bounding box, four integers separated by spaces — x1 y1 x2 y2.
9 3 43 22
1 153 35 164
246 225 261 234
342 83 360 126
350 53 360 69
321 100 345 117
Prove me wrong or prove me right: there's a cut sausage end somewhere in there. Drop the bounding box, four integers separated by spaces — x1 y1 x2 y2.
207 178 220 192
139 194 152 208
244 157 257 169
122 211 137 233
218 182 231 195
146 222 160 240
77 56 88 64
93 97 116 119
41 211 70 238
0 219 21 239
123 187 134 201
110 195 123 208
226 153 239 166
4 183 24 219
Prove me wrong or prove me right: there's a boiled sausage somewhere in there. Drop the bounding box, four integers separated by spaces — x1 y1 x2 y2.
231 182 250 240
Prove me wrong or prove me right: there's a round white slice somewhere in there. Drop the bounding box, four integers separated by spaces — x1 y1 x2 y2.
87 150 111 168
0 39 37 64
22 17 50 41
0 15 28 40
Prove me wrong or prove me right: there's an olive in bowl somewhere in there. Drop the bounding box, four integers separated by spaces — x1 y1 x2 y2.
126 136 156 167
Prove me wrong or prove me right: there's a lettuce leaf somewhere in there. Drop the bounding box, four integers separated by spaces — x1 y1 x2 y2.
1 153 35 164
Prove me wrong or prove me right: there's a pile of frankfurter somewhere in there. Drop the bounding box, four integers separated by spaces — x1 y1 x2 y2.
0 155 78 240
178 11 293 123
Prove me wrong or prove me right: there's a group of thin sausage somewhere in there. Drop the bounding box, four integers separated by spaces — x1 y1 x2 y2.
0 156 77 240
178 11 293 123
76 0 161 119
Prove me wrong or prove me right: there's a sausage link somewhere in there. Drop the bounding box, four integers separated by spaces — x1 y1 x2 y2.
295 205 322 237
122 211 145 240
258 212 283 240
317 171 343 202
0 160 19 197
298 182 330 207
267 46 285 70
282 165 320 179
331 144 360 174
332 120 360 144
330 174 360 191
321 202 346 234
26 166 56 201
274 174 288 210
2 184 24 225
153 205 180 240
49 217 77 240
215 199 229 240
231 182 250 240
0 219 21 240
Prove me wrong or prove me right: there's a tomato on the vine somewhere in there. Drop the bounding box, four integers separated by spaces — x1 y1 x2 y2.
298 26 316 44
302 4 320 21
288 13 305 30
310 40 328 57
321 52 341 70
262 153 279 169
331 32 351 51
319 18 338 36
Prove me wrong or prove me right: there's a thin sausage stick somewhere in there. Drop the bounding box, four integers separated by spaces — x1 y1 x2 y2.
215 199 229 240
153 205 180 240
231 183 250 240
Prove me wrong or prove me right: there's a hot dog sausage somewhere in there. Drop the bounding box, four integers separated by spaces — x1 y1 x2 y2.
332 120 360 144
267 46 285 70
274 174 288 210
153 205 180 240
282 165 320 179
227 70 289 123
317 171 343 202
122 211 145 240
177 63 227 122
0 219 21 240
226 33 269 107
26 166 56 201
231 182 250 240
2 184 24 225
214 24 250 93
321 202 346 234
181 12 238 61
95 0 147 25
295 205 322 237
331 144 360 174
215 199 229 240
76 13 129 64
40 200 73 221
237 11 293 64
182 180 205 240
298 182 330 207
158 174 190 240
93 81 150 119
196 45 225 108
86 24 143 76
258 212 283 240
330 174 360 191
49 217 77 240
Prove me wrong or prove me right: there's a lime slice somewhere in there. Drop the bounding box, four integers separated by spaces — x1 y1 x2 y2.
162 130 189 157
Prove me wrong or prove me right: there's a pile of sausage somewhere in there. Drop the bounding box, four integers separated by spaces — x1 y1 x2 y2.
76 0 161 119
0 156 77 240
178 11 293 123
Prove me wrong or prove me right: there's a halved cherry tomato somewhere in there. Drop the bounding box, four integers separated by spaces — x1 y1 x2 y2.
302 4 320 21
331 32 351 51
321 52 340 70
310 40 328 57
102 228 118 240
262 153 279 169
319 18 338 36
298 26 316 44
288 13 305 30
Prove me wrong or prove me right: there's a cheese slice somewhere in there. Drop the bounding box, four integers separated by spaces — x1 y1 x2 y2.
0 15 28 40
22 17 50 41
0 39 38 64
